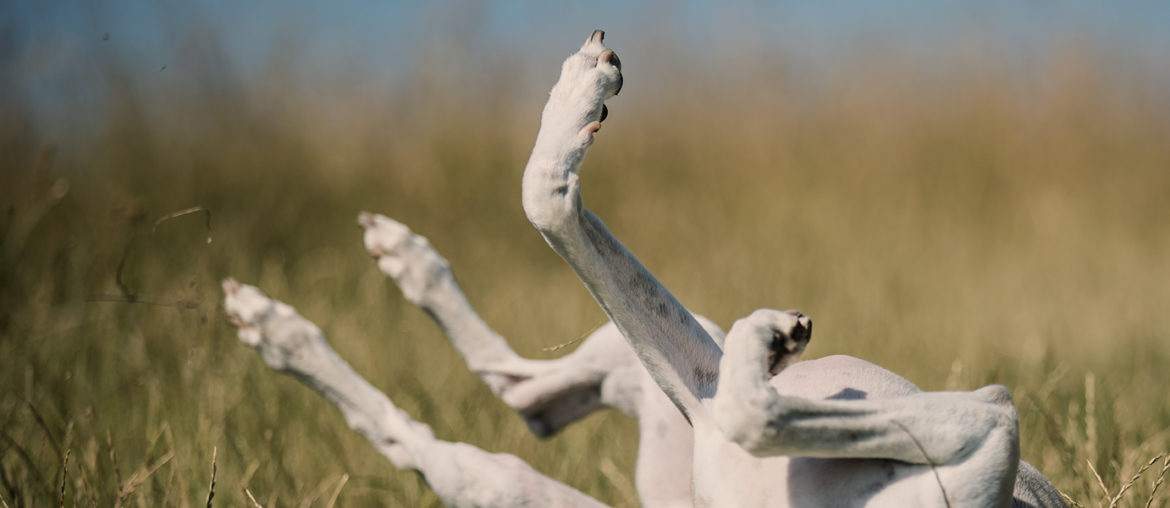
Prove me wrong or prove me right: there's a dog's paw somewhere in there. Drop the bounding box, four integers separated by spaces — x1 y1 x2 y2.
768 310 812 375
542 30 624 147
358 212 451 304
222 278 326 372
222 278 274 346
741 309 812 376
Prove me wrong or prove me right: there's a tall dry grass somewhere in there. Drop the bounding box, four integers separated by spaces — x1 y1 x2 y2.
1 27 1169 507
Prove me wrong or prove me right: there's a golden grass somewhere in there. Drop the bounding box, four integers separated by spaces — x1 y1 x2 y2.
2 32 1169 507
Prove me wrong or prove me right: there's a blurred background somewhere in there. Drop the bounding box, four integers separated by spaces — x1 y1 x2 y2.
3 1 1169 506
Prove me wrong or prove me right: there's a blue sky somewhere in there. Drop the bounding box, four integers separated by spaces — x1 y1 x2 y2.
12 1 1169 61
6 1 1169 132
11 1 1168 64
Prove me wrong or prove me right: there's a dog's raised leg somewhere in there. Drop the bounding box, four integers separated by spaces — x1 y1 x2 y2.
358 211 636 432
223 279 607 508
358 211 706 507
522 30 723 427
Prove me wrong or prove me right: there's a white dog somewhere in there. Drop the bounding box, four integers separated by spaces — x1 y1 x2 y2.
224 30 1065 507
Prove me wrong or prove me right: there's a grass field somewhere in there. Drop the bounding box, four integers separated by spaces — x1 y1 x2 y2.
2 29 1170 507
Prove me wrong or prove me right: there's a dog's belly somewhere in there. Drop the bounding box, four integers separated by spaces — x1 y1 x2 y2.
691 424 939 507
691 355 931 507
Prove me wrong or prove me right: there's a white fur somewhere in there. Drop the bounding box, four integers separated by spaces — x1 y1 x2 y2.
357 211 1069 507
222 278 606 508
520 31 1066 508
223 30 1066 508
359 210 712 507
